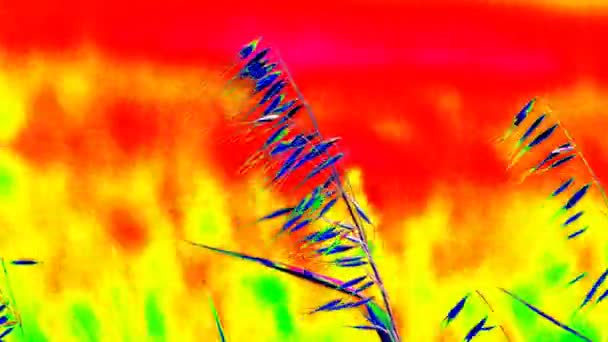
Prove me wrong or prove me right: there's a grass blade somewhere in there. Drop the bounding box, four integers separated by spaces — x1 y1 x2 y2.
185 240 363 297
209 297 226 342
499 288 591 341
186 240 395 341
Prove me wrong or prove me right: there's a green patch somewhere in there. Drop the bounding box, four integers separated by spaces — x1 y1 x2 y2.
314 335 336 342
198 205 223 237
249 275 294 336
509 285 540 333
0 165 14 197
70 303 100 342
12 310 48 342
145 293 166 340
112 287 132 342
545 263 569 286
563 314 601 341
25 316 48 342
367 237 376 256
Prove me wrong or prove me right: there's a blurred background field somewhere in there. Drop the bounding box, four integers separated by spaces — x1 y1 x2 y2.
1 1 608 340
